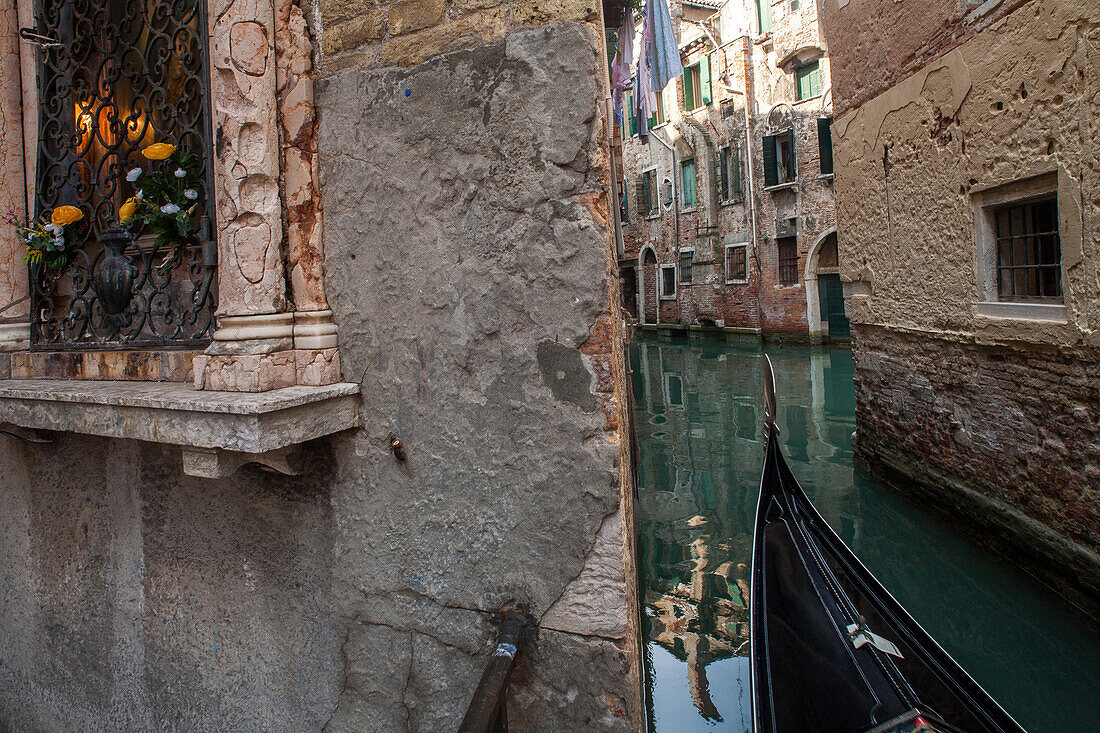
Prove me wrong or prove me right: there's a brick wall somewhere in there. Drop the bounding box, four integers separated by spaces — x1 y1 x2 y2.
853 324 1100 599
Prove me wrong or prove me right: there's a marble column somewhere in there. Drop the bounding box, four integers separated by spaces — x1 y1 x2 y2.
0 0 30 353
195 0 340 390
275 0 339 358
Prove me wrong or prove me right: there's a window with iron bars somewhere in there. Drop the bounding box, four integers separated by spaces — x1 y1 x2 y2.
777 237 798 285
994 198 1061 302
31 0 217 350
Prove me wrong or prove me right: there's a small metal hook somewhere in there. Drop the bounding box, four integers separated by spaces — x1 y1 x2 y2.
19 28 62 50
387 431 407 463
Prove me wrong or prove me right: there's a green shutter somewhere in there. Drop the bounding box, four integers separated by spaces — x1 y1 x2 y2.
763 134 778 188
682 160 696 207
701 54 712 105
718 149 729 200
757 0 771 33
818 117 833 175
787 129 797 179
627 95 636 137
732 146 742 194
683 67 696 111
797 62 821 100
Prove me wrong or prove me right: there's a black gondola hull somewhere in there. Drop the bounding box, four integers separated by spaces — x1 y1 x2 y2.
749 422 1027 733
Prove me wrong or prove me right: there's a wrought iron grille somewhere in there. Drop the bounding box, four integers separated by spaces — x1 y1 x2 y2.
31 0 217 350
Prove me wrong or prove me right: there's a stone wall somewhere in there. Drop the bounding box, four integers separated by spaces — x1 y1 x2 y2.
822 0 1099 600
0 15 638 733
853 325 1100 600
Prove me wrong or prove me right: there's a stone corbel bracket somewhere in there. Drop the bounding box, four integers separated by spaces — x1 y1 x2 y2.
0 379 360 477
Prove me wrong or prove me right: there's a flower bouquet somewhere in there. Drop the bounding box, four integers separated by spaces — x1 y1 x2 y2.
2 205 85 272
120 142 202 272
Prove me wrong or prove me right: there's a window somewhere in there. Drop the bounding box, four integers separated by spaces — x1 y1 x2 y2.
725 243 748 283
777 237 798 285
680 159 697 209
818 117 834 176
31 0 217 350
660 264 677 298
648 90 667 127
719 146 742 201
679 249 693 283
756 0 772 33
763 130 796 187
637 170 659 217
682 57 712 111
790 0 799 10
994 199 1061 301
626 94 636 138
796 62 822 101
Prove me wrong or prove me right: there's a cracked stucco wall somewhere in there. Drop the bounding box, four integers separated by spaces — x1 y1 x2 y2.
825 0 1099 599
0 19 639 733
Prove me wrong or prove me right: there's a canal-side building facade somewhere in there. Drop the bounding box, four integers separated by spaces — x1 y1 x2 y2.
0 0 642 728
618 0 845 342
820 0 1099 603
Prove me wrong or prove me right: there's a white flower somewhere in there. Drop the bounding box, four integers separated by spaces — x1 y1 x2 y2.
126 167 142 182
43 223 60 233
184 189 198 201
160 203 180 215
136 189 144 200
174 168 186 178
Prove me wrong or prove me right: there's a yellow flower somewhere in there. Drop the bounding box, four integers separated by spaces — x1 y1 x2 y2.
142 143 176 160
51 205 84 226
119 197 140 224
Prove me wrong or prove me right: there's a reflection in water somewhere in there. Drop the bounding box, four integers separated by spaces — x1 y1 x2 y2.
632 336 1100 733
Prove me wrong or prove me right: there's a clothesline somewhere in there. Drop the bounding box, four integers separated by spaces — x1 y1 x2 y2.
610 0 683 143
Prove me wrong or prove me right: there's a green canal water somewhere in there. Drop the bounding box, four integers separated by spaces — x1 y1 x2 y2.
631 335 1100 733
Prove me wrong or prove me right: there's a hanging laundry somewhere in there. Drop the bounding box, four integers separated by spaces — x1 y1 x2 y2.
648 0 682 93
610 8 634 125
634 0 655 143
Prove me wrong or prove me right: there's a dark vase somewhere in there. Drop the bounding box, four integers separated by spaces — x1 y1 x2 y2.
94 228 136 328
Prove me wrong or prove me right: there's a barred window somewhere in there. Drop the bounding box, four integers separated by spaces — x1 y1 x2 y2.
725 244 747 283
777 237 798 285
32 0 217 349
995 199 1061 302
679 249 693 283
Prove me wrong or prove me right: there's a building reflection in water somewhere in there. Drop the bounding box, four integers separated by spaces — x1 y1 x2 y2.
632 337 857 732
632 335 1100 733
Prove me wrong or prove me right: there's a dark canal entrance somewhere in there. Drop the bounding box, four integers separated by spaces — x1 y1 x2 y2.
631 334 1100 733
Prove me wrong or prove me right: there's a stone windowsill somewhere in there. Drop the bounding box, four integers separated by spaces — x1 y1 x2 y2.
0 379 361 476
764 181 798 193
976 301 1067 323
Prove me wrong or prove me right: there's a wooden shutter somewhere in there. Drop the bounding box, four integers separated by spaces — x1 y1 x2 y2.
787 129 797 180
701 54 712 105
818 118 833 175
763 134 778 188
718 149 729 200
627 96 637 137
635 179 647 217
732 146 742 194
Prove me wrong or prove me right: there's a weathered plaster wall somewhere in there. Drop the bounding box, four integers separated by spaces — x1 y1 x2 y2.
831 0 1097 351
820 0 1030 116
0 435 341 730
0 18 638 733
826 0 1099 598
316 22 637 728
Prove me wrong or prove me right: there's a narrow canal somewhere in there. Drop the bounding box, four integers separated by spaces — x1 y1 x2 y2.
631 334 1100 733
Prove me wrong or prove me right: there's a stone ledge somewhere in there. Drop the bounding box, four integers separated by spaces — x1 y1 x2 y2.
0 379 361 458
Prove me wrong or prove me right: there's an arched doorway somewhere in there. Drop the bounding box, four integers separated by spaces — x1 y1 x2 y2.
804 230 850 342
640 246 658 324
621 266 638 320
